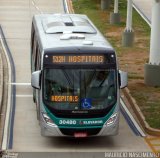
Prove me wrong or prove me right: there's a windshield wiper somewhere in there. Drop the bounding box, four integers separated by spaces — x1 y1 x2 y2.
98 77 106 87
85 69 96 88
62 69 73 87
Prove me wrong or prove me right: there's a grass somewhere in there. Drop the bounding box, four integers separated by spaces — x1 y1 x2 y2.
72 0 160 129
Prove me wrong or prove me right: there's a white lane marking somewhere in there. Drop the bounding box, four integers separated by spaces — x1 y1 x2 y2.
120 98 146 137
10 83 31 86
31 0 43 14
16 95 32 97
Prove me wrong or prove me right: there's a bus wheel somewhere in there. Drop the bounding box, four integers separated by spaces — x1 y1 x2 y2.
36 103 40 121
33 96 36 103
33 89 36 103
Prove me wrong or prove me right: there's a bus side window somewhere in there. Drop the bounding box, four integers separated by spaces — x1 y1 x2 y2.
32 29 41 71
36 48 41 70
32 37 38 71
31 24 35 72
31 23 35 53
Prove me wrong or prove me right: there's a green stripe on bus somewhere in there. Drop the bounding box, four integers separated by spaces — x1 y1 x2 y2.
44 104 116 128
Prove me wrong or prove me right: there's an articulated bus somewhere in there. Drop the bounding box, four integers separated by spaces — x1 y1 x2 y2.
31 14 127 137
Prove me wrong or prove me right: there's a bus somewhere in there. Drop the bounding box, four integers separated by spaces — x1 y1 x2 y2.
31 14 127 137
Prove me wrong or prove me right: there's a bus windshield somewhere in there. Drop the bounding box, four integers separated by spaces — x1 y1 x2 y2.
43 69 117 111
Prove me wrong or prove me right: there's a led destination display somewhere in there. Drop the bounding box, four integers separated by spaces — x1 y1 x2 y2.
52 55 104 64
51 95 79 102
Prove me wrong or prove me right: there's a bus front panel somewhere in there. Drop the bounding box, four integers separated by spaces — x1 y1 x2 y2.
40 51 119 137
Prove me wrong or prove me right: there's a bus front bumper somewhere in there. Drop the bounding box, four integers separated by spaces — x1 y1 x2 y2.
41 121 63 136
40 120 119 137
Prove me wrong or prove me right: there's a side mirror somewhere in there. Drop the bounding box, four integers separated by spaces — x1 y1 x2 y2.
31 70 41 89
119 70 128 89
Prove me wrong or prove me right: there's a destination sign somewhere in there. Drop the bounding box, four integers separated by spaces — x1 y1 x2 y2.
51 95 79 102
52 55 104 64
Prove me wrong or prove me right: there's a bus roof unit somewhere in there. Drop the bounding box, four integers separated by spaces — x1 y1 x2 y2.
33 14 113 50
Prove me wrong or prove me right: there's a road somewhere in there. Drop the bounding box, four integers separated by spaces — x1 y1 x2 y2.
0 0 151 154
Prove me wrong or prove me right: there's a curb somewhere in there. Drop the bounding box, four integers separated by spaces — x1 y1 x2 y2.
0 52 3 111
68 0 160 137
0 25 15 150
123 88 160 136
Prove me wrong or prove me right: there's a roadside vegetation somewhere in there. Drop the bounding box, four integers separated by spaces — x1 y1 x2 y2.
72 0 160 129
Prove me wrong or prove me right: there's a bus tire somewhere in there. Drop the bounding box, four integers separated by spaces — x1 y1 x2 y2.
33 89 36 103
36 104 40 121
33 96 36 103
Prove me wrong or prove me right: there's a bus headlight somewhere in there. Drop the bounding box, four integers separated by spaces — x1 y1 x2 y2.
42 112 56 126
105 113 118 126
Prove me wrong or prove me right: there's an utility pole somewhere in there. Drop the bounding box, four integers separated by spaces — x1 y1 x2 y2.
144 0 160 86
110 0 120 24
122 0 134 47
101 0 110 10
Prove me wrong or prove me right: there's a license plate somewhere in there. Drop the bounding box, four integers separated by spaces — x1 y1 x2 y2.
74 132 87 138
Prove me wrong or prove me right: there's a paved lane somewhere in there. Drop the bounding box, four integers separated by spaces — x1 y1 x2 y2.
0 0 151 153
12 112 150 152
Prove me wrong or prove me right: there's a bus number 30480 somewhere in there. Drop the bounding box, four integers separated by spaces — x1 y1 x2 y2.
59 120 77 125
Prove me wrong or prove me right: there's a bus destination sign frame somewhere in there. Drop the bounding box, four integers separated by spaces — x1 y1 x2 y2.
44 54 107 65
